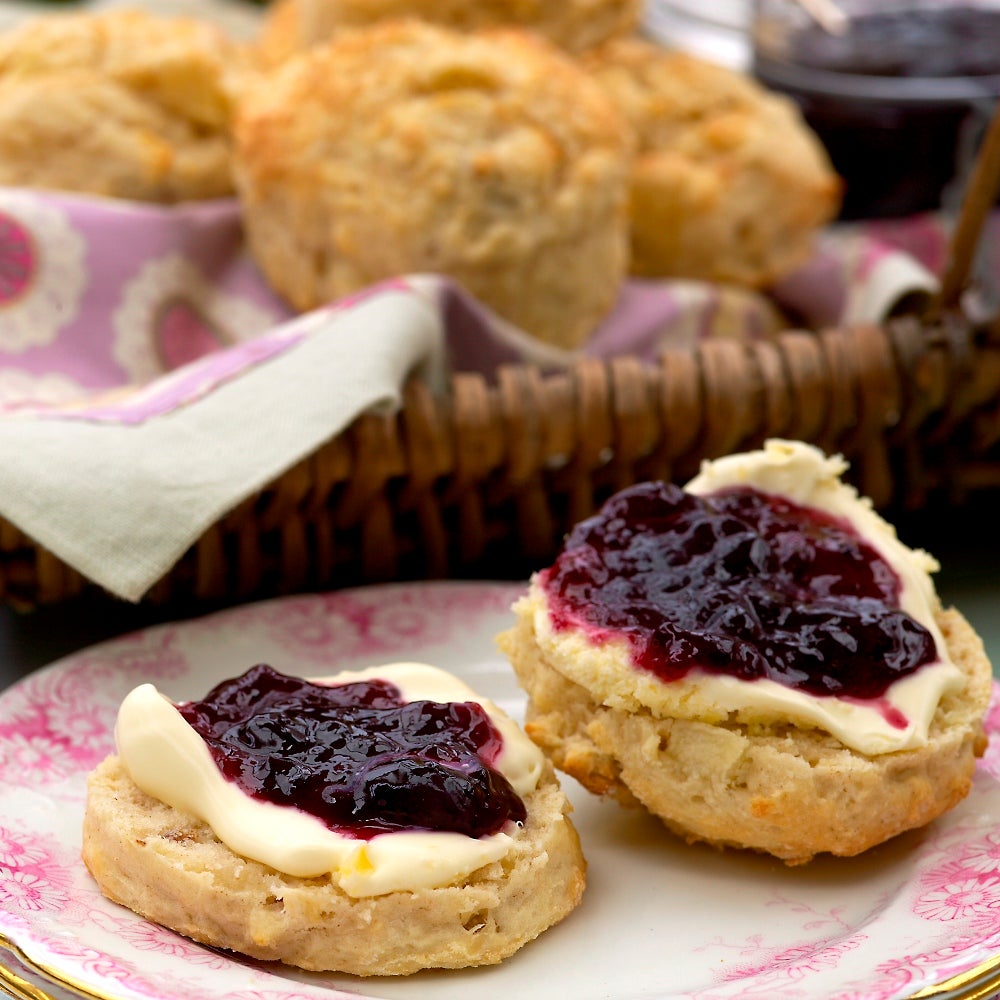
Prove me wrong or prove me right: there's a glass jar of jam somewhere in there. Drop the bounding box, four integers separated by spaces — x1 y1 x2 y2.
752 0 1000 219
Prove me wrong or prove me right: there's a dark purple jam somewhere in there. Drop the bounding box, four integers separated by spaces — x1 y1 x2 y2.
753 6 1000 218
177 664 526 840
542 482 936 700
781 7 1000 80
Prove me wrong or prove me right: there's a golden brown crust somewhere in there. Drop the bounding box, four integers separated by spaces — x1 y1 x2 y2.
499 605 991 865
234 19 632 349
257 0 642 62
0 9 243 201
583 37 842 287
255 0 306 67
83 755 585 975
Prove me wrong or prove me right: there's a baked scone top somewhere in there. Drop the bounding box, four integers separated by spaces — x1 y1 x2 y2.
0 9 239 130
584 36 842 286
260 0 643 62
237 19 631 234
0 9 244 201
234 18 632 346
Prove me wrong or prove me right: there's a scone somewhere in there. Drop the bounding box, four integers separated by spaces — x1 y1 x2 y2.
83 662 585 975
234 19 632 349
499 440 992 865
255 0 305 66
0 9 243 201
257 0 643 64
583 38 842 287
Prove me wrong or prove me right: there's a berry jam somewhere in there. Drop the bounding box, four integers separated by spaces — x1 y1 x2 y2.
753 6 1000 218
542 483 936 700
177 664 526 840
779 7 1000 80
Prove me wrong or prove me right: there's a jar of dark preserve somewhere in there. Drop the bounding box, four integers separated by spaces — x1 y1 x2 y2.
752 0 1000 219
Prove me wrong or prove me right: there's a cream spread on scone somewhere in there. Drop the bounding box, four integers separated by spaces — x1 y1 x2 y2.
526 440 963 755
115 662 545 896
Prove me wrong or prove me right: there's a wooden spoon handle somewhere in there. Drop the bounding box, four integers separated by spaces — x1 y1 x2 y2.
937 99 1000 313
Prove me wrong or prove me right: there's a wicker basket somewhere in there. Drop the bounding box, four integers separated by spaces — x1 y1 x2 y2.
3 116 1000 610
1 313 996 610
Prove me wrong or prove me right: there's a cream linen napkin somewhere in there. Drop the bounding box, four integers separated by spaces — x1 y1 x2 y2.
0 289 446 602
0 188 948 603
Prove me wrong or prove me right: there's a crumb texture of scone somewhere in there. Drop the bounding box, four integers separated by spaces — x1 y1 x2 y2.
234 19 632 349
500 592 991 866
257 0 643 63
584 37 842 287
0 9 242 201
83 755 585 975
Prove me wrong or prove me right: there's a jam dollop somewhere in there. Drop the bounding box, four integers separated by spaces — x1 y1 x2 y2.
177 664 526 840
542 482 936 699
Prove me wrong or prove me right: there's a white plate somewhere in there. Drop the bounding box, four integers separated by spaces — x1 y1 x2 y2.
2 581 1000 1000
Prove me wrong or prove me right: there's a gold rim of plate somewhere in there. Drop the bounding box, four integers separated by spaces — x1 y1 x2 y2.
4 928 1000 1000
1 931 122 1000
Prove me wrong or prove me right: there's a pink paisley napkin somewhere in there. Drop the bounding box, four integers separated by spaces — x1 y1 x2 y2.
0 188 948 601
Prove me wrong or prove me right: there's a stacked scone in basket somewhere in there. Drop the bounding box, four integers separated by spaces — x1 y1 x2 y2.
0 0 842 352
241 0 842 348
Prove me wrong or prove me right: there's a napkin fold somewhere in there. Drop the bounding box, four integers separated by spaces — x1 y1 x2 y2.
0 188 951 602
0 289 446 602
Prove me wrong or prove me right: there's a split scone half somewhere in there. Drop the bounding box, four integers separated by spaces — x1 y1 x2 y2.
499 440 992 865
83 662 585 975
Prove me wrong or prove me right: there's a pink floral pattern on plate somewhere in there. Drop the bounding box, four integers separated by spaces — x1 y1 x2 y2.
1 581 999 1000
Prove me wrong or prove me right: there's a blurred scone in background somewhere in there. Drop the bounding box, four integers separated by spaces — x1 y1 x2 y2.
234 19 633 350
257 0 644 64
584 35 841 288
0 8 244 202
246 0 841 333
0 0 843 349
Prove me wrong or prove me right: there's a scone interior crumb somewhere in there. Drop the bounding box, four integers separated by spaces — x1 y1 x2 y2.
83 755 585 974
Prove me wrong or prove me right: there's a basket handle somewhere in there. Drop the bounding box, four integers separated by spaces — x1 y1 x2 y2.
935 98 1000 313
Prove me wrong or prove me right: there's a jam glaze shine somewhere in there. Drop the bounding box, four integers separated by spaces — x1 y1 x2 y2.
522 441 965 756
114 663 545 894
541 482 936 703
177 664 527 840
